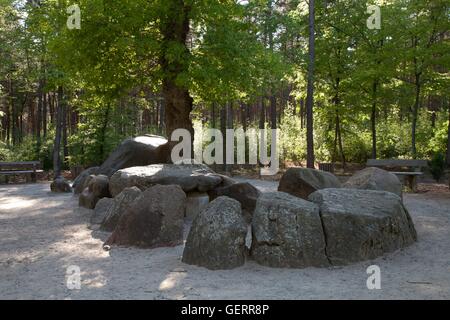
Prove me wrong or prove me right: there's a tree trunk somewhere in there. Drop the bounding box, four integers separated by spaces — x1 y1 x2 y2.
36 80 43 156
259 97 265 129
336 111 346 168
43 92 48 138
220 106 227 172
160 1 193 145
446 101 450 167
211 102 216 129
306 0 316 168
63 104 68 167
99 104 110 161
226 102 233 174
371 80 378 159
412 74 421 159
53 86 64 179
270 95 277 130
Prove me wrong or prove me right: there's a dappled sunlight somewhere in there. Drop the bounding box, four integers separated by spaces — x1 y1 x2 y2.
81 270 108 289
0 197 41 211
159 271 187 291
51 227 110 260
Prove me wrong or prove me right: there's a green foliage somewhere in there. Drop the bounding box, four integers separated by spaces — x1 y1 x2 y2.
1 0 449 171
0 141 12 161
429 152 446 182
1 133 55 170
279 105 306 163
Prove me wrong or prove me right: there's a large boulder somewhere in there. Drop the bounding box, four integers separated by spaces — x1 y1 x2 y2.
98 135 170 177
251 192 329 268
100 187 142 232
208 182 261 223
73 167 99 194
278 168 342 199
278 168 342 200
91 198 114 226
105 185 186 248
309 188 417 265
109 164 223 197
79 175 111 209
50 177 72 193
344 167 403 198
182 197 247 270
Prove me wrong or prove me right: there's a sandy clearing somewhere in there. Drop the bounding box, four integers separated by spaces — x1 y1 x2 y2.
0 181 449 300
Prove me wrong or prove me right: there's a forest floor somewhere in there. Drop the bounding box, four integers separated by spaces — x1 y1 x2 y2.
0 180 449 300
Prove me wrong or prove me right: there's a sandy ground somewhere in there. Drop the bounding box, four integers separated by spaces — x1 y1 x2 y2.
0 180 449 300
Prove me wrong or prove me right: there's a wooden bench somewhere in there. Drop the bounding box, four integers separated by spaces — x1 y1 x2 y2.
367 159 428 192
0 161 43 184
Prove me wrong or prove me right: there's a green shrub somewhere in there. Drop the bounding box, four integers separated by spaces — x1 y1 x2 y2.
0 141 12 161
429 152 446 182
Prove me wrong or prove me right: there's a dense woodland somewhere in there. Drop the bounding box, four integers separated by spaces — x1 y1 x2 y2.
0 0 449 174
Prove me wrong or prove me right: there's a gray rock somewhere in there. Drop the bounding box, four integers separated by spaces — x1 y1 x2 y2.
78 175 111 209
182 197 247 270
105 185 186 248
208 182 261 223
73 167 99 194
79 187 98 209
91 198 114 225
309 188 417 265
50 177 72 193
90 175 111 199
278 168 342 200
109 164 222 197
185 192 210 220
251 192 329 268
98 135 170 177
344 167 403 198
101 187 142 232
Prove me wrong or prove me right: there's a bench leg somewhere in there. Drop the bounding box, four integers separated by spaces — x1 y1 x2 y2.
406 176 418 193
31 172 37 183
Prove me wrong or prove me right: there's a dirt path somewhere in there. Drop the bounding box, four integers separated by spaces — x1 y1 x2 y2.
0 181 449 300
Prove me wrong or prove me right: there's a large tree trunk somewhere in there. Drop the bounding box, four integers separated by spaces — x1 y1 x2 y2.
306 0 316 168
160 1 193 146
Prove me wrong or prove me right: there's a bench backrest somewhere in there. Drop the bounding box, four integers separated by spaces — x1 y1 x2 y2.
0 161 42 171
367 159 428 169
